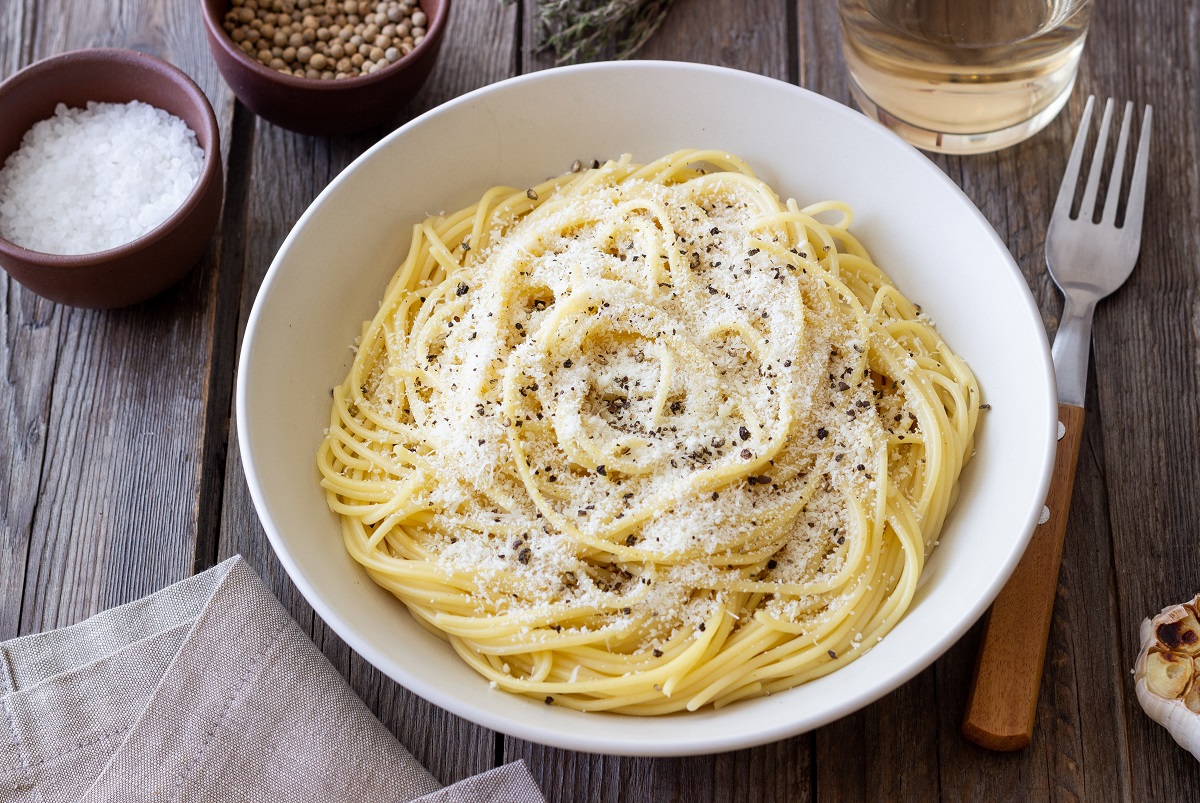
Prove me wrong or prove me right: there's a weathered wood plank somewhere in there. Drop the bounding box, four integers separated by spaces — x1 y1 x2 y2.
797 0 849 103
0 288 57 643
816 675 941 801
193 102 257 574
1049 379 1133 802
1 0 236 637
0 2 48 643
510 737 811 803
1076 0 1200 799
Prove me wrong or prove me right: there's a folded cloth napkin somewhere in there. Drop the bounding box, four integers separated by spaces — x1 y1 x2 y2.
0 556 545 803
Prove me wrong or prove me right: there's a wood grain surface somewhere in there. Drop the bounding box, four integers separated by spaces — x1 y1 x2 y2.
2 0 1199 800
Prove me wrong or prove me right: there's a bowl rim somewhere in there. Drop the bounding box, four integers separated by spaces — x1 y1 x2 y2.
198 0 450 91
237 59 1058 755
0 47 222 266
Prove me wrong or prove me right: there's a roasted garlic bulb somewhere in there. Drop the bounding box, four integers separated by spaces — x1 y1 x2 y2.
1135 594 1200 760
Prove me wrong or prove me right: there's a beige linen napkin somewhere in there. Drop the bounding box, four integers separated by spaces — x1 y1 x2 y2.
0 556 544 803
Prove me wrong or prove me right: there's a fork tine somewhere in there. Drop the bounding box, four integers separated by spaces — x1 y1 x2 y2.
1100 101 1134 225
1122 105 1153 233
1053 96 1095 221
1078 98 1114 221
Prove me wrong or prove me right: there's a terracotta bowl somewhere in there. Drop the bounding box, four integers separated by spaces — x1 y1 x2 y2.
0 49 224 309
200 0 450 136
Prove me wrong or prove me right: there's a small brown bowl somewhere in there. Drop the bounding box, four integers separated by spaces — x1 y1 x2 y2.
200 0 450 136
0 49 224 309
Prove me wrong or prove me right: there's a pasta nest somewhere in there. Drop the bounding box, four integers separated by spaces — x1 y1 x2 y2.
318 150 979 713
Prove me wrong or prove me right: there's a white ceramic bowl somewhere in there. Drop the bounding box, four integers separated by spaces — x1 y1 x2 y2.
238 61 1056 756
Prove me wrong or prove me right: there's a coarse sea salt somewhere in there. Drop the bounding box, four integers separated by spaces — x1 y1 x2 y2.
0 100 204 255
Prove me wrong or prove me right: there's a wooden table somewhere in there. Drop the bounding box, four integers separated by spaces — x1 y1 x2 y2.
2 1 1197 799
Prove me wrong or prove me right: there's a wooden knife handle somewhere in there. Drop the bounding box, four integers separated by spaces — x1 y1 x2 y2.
962 402 1086 751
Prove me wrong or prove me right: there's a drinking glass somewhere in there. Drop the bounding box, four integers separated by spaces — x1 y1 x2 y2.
838 0 1095 154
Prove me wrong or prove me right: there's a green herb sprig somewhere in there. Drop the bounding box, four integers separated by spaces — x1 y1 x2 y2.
529 0 677 64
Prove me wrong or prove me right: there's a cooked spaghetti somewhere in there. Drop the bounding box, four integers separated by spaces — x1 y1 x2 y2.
318 150 979 713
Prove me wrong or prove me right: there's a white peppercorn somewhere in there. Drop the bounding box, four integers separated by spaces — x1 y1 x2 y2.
224 0 428 80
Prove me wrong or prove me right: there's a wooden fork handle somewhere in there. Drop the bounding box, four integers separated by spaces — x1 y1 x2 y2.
962 402 1085 751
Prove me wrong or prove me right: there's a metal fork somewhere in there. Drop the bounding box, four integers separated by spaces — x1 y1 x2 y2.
963 96 1153 751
